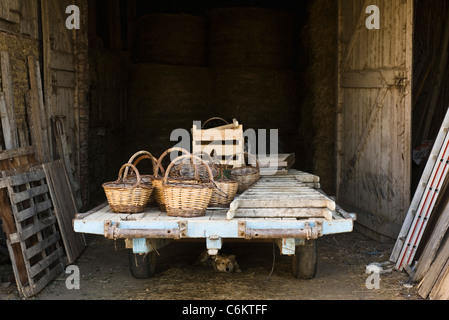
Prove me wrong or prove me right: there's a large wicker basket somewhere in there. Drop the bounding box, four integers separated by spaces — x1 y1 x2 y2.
230 152 260 193
209 156 239 207
153 147 191 211
163 154 215 217
103 163 154 213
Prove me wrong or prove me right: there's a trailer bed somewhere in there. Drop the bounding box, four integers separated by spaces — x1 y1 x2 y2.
73 173 355 256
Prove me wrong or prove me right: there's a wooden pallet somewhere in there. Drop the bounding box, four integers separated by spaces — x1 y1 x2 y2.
227 176 335 220
3 168 65 298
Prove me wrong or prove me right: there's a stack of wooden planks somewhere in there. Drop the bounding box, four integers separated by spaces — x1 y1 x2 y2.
258 153 296 176
412 182 449 299
227 175 334 220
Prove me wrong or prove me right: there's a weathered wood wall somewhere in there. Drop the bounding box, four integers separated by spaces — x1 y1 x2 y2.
336 0 413 241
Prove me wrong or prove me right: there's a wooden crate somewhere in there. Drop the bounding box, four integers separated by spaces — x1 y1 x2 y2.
192 119 244 167
2 168 65 298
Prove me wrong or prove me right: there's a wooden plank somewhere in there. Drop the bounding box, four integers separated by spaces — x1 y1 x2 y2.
0 146 34 161
413 194 449 282
27 56 51 163
10 184 49 204
43 160 86 264
418 233 449 298
234 198 335 210
429 258 449 300
14 199 52 223
8 169 46 186
0 51 19 149
233 208 332 220
0 92 14 150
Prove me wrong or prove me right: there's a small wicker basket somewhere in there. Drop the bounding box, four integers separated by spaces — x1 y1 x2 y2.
163 154 215 217
153 147 191 211
230 152 260 193
209 156 239 207
169 151 218 180
124 150 161 183
103 163 154 213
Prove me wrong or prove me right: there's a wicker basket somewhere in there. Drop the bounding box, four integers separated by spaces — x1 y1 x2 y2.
124 150 163 204
153 147 191 211
230 152 260 193
103 163 154 213
209 158 238 208
124 150 161 184
163 154 215 217
169 151 218 180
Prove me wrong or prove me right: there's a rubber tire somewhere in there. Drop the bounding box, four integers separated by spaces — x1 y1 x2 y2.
128 250 157 279
292 239 318 279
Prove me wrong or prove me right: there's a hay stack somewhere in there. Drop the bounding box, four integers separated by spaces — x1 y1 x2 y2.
207 7 296 69
211 67 300 148
125 63 212 158
134 13 207 66
300 0 337 194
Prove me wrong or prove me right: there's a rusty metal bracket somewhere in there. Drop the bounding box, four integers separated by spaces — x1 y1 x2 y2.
238 220 321 240
104 221 181 240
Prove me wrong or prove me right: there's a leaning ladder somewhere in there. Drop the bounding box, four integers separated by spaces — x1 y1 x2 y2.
391 106 449 271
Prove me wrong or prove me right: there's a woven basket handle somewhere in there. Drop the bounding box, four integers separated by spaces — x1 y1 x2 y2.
116 163 142 186
201 117 229 129
125 150 163 177
155 147 190 178
239 152 260 170
163 154 215 185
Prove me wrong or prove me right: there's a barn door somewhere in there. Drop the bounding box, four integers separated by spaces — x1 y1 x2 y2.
336 0 413 239
40 0 82 207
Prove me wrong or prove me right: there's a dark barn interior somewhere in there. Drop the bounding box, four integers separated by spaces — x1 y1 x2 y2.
87 0 449 237
87 0 322 205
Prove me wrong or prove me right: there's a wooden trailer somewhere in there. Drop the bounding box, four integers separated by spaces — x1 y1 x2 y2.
73 171 355 279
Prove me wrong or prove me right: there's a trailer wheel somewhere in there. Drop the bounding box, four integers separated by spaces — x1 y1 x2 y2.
292 239 317 279
128 250 157 279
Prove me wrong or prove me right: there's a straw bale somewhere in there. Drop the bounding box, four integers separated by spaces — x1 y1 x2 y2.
207 7 296 69
134 13 207 66
210 67 300 150
300 0 337 194
125 63 212 158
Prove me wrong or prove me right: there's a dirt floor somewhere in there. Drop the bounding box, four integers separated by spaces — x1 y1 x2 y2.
0 229 423 301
